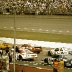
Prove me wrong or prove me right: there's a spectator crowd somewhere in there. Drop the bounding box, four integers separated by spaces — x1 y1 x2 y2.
0 0 72 15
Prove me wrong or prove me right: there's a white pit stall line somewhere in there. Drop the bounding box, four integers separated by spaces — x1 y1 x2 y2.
36 67 52 70
33 63 38 65
24 64 29 66
36 67 42 69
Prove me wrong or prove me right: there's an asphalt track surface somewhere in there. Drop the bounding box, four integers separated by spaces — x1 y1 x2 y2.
0 15 72 35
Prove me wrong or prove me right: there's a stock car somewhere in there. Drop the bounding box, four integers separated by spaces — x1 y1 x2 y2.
31 46 42 54
69 51 72 55
0 42 11 49
17 44 42 54
50 48 68 55
53 54 72 68
16 49 37 61
42 54 72 68
64 59 72 68
41 57 53 65
62 55 72 68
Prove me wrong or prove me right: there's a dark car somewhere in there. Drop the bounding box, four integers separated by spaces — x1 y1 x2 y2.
41 57 53 65
64 59 72 68
69 51 72 55
58 55 72 68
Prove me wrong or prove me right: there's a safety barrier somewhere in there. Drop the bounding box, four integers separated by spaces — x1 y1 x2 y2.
9 64 53 72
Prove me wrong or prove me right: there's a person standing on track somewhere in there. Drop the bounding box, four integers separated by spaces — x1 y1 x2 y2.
58 58 64 72
53 59 59 72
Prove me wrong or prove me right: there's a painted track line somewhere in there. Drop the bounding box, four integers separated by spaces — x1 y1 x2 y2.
52 30 56 32
31 29 35 30
59 30 62 32
10 27 14 29
3 27 7 28
46 30 49 31
2 26 72 34
66 31 70 33
17 28 21 29
39 28 42 31
24 28 27 29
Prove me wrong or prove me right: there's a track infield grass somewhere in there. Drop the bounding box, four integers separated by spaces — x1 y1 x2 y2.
0 29 72 43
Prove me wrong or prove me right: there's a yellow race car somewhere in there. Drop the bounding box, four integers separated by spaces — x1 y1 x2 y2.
0 42 11 49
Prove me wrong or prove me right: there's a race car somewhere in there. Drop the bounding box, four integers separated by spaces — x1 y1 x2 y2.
16 49 37 61
0 42 11 49
17 44 42 54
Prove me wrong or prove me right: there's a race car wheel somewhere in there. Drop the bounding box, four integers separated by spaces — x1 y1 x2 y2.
19 55 22 60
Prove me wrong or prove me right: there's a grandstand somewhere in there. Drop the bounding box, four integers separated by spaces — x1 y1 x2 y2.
0 0 72 15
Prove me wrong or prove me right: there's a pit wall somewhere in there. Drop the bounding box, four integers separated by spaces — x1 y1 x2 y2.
9 64 53 72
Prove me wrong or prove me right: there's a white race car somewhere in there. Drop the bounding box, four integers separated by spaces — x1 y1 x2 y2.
16 49 37 61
